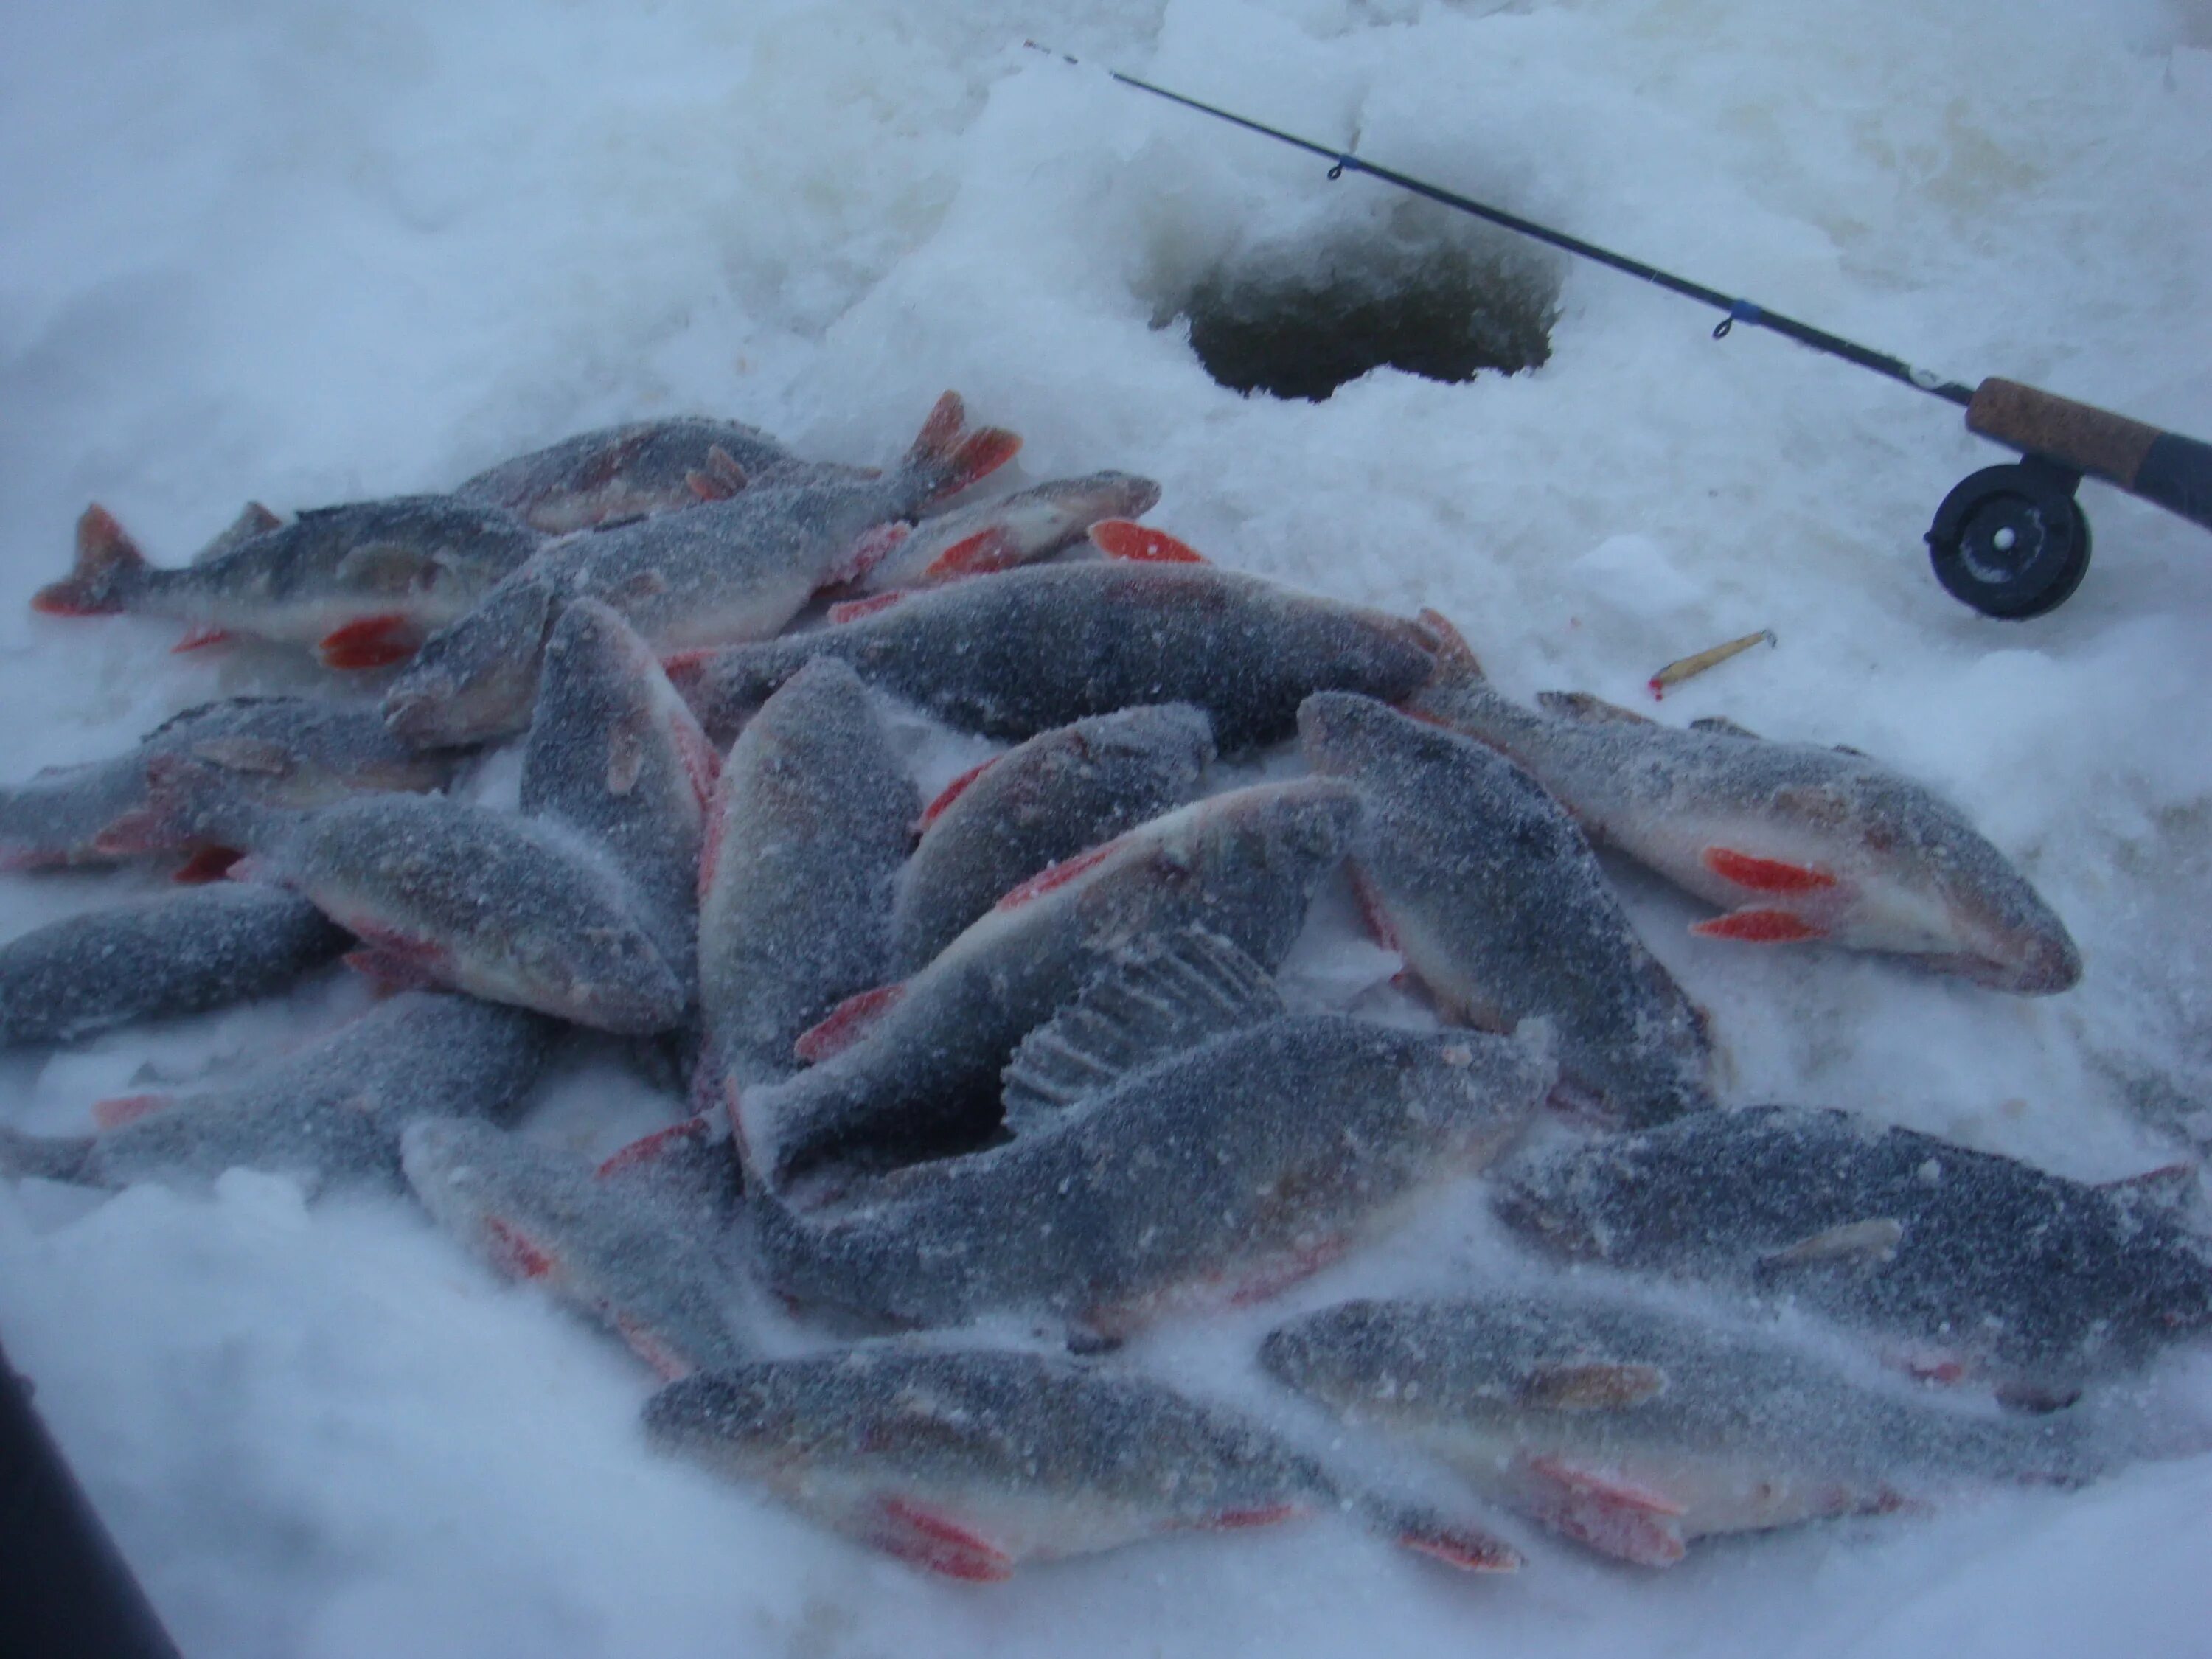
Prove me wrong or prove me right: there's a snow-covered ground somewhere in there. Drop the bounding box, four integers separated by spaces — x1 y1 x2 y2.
4 1 2211 1654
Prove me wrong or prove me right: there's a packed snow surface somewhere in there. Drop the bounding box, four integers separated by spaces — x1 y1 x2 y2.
5 1 2212 1654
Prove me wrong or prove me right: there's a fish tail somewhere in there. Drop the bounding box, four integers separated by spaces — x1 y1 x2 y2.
1413 608 1487 684
32 505 153 616
900 391 1021 507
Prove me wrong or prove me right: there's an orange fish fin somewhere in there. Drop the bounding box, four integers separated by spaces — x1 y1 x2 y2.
1088 519 1206 563
827 591 907 624
91 1093 175 1131
867 1497 1015 1582
1691 908 1826 942
1700 845 1838 894
318 613 418 669
793 983 906 1065
990 843 1116 912
918 755 999 831
922 525 1021 579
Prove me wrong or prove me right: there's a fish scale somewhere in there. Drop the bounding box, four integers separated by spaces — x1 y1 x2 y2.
888 703 1216 975
1410 611 2081 992
731 777 1363 1188
1491 1104 2212 1402
1261 1293 2103 1567
383 392 1019 746
644 1346 1520 1581
0 694 457 872
1299 689 1717 1128
0 993 553 1191
698 656 917 1098
672 559 1441 753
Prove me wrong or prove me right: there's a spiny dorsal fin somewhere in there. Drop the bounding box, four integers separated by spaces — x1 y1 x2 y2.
2098 1162 2199 1219
192 502 283 564
1001 926 1281 1130
1688 716 1761 740
1537 691 1655 728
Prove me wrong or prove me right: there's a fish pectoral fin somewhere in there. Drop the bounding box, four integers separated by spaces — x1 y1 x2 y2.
188 737 296 776
604 719 647 796
1518 1361 1668 1411
1534 690 1654 727
923 525 1020 579
1690 907 1826 942
1759 1217 1905 1270
1700 846 1839 894
319 613 420 669
863 1496 1015 1582
1518 1455 1688 1568
1688 716 1762 740
793 983 907 1065
1001 926 1283 1130
1088 519 1206 563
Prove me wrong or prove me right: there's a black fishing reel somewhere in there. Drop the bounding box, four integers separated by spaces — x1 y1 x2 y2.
1924 454 2091 620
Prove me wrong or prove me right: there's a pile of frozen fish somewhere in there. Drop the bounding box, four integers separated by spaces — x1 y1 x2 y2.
4 389 2206 1580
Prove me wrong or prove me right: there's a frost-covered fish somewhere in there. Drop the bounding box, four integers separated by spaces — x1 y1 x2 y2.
521 599 717 991
32 498 543 669
400 1116 754 1378
383 394 1019 746
150 766 685 1033
1490 1105 2212 1405
0 694 459 872
1299 692 1717 1128
858 471 1162 590
754 930 1549 1339
0 884 347 1048
730 779 1361 1188
1408 613 2080 993
453 416 855 533
0 993 552 1191
671 555 1439 754
889 704 1215 975
644 1346 1520 1582
700 658 916 1098
1260 1294 2098 1567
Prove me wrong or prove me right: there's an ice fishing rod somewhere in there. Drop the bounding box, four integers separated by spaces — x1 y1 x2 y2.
1026 43 2212 619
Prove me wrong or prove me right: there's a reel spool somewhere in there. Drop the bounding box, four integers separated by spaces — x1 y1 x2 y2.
1925 456 2091 619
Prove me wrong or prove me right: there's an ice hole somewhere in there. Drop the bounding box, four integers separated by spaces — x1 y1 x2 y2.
1163 201 1562 400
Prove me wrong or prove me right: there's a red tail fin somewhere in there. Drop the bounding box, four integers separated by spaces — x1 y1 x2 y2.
902 391 1022 506
33 506 151 616
1088 520 1206 563
1415 608 1485 681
